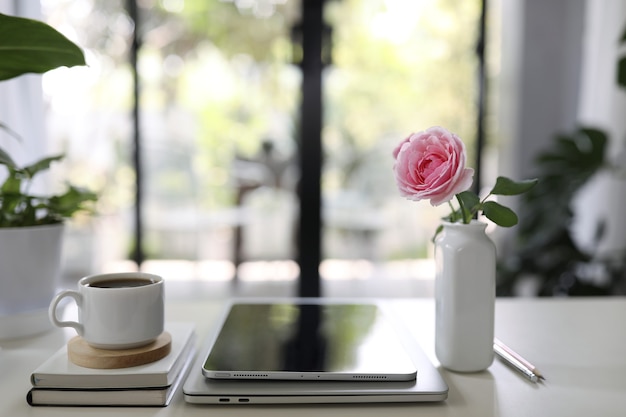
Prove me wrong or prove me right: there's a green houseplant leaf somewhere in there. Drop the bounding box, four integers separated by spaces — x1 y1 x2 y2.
617 57 626 89
23 154 65 178
0 146 17 168
0 13 86 81
482 201 518 227
490 176 539 196
0 155 97 227
619 26 626 90
48 185 98 219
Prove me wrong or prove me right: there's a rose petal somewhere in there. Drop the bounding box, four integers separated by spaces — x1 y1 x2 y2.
392 126 474 206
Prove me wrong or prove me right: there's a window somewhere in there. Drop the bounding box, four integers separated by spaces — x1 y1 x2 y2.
33 0 487 296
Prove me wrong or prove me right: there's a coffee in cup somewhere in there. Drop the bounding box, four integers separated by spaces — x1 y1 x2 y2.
48 272 164 350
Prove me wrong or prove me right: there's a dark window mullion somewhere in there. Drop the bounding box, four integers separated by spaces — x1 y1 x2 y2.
127 0 144 267
474 0 488 194
297 0 325 297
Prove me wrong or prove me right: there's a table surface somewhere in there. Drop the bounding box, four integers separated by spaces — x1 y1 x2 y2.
2 296 625 417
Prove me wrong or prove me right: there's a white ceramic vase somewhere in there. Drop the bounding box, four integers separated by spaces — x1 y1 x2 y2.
434 220 495 372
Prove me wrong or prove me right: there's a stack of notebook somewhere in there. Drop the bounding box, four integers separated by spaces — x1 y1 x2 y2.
27 322 196 407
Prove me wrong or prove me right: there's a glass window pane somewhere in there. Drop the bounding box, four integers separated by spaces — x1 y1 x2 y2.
138 0 301 282
42 0 137 280
322 0 482 283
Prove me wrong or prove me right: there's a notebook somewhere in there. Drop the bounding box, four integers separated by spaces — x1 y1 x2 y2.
27 350 194 407
184 300 448 404
30 322 196 389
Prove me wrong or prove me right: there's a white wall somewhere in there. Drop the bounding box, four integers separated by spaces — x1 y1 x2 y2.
498 0 586 181
498 0 626 262
572 0 626 259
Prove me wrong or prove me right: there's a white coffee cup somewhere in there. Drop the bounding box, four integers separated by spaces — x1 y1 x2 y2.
49 272 164 350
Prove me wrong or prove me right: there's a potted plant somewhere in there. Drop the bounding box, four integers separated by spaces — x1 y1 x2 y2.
0 13 96 339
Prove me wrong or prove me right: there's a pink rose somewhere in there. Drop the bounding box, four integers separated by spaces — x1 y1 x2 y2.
393 126 474 206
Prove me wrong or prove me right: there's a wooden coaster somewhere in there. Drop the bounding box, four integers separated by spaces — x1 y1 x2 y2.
68 332 172 369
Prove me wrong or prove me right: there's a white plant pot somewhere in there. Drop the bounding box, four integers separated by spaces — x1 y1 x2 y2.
0 223 64 339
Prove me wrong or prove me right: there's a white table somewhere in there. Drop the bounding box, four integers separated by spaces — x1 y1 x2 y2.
2 297 625 416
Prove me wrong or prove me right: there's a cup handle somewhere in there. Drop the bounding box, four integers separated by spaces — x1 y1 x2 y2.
48 290 83 336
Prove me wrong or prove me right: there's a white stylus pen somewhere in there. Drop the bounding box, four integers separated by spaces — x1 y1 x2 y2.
494 338 545 383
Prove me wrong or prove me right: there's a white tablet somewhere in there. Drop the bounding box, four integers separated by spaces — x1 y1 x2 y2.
201 300 418 382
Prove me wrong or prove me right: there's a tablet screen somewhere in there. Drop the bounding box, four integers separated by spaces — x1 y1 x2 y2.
202 302 417 381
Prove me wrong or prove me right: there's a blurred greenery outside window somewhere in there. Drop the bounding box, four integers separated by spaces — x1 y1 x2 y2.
41 0 487 281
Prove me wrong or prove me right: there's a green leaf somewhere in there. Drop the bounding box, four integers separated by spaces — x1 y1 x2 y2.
1 175 22 194
0 192 23 213
432 224 444 243
457 190 480 208
616 56 626 89
456 191 481 223
555 136 584 160
0 146 17 168
0 13 86 81
0 122 22 141
490 176 538 196
482 201 518 227
23 154 65 178
578 128 607 167
47 185 97 218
